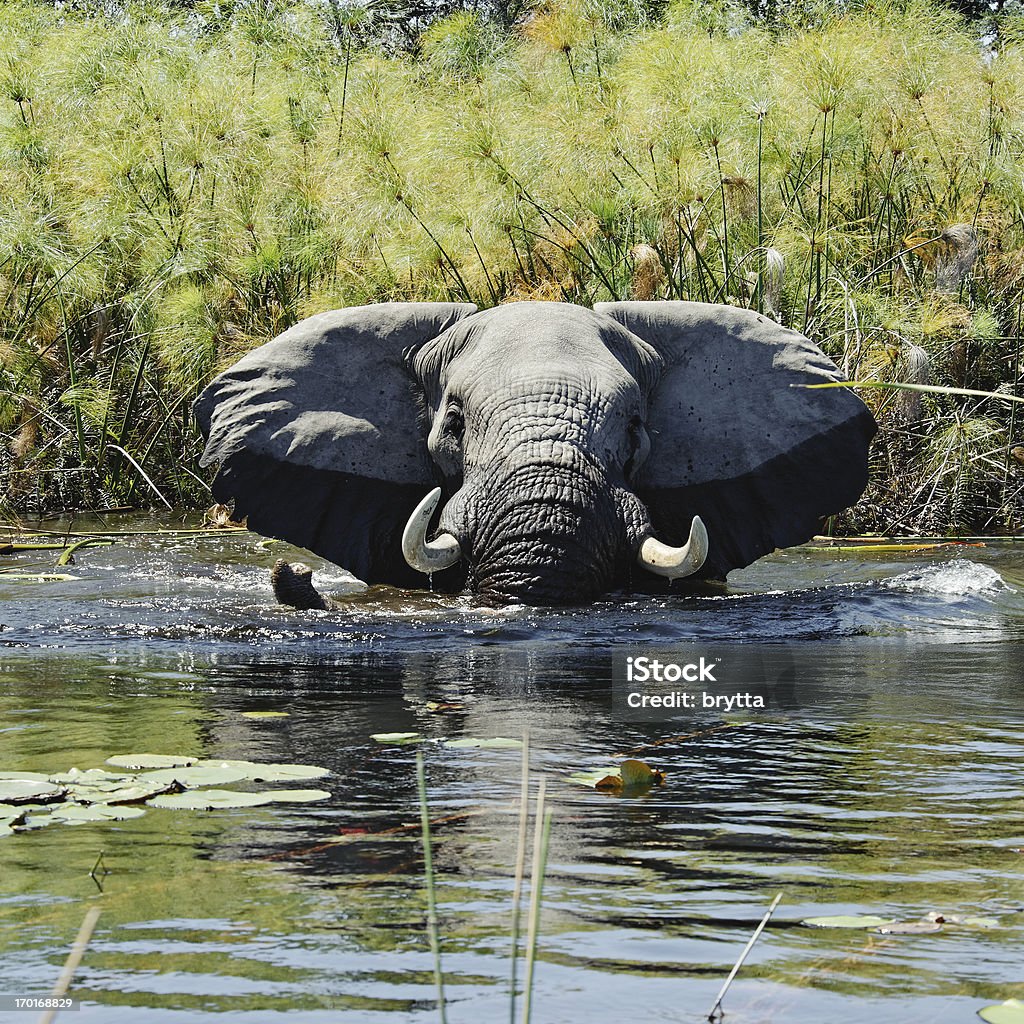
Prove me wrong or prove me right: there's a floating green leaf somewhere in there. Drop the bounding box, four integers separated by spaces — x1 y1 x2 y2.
148 789 273 810
261 789 331 803
49 804 147 824
0 806 26 828
240 711 290 718
0 572 80 581
106 754 197 770
195 760 329 782
569 768 621 789
569 759 665 792
928 912 1001 929
17 811 58 830
802 915 898 929
371 732 424 745
137 766 248 788
69 781 176 805
876 920 943 934
0 772 52 782
49 769 133 785
444 737 523 749
620 759 665 789
979 999 1024 1024
0 780 67 804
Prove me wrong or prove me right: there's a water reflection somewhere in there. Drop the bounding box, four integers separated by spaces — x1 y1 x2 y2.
0 523 1023 1022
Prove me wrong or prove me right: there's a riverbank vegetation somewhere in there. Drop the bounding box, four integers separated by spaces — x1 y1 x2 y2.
3 0 1024 533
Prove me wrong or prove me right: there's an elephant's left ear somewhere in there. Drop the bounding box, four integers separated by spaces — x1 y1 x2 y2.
194 302 477 585
595 301 876 578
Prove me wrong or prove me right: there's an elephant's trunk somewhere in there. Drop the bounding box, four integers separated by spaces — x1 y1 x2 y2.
408 447 711 605
459 457 623 606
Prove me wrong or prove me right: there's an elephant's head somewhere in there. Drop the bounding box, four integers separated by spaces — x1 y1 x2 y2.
194 301 875 606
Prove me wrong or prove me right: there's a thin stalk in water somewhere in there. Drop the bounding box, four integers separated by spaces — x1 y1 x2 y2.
521 778 552 1024
416 750 447 1024
707 893 782 1021
38 906 101 1024
509 733 530 1024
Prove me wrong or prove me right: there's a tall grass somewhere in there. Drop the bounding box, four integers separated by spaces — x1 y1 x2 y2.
2 0 1024 532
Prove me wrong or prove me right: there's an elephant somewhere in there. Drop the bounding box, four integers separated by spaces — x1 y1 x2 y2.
194 300 875 607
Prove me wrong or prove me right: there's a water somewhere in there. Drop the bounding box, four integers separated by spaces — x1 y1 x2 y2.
1 517 1023 1023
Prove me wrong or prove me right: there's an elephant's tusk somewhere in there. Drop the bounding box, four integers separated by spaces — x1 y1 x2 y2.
402 488 462 574
637 516 709 580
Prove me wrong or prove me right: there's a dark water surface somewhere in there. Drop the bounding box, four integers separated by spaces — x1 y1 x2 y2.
1 517 1023 1023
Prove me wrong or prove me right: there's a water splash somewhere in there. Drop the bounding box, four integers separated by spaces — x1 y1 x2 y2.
882 559 1010 597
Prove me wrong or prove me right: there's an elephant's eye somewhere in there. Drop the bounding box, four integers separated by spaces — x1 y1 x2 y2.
627 416 645 449
442 406 464 442
624 416 649 479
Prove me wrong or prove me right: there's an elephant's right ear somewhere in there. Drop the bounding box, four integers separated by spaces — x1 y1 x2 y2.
194 302 477 585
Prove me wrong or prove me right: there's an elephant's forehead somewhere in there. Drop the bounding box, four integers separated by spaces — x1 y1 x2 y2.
453 356 634 398
456 303 641 373
451 327 637 395
471 373 624 413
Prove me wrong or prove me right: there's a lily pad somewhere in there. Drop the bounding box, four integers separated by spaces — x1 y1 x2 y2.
620 759 665 788
0 780 67 804
49 768 133 785
106 754 197 770
148 789 273 810
69 781 177 805
240 711 290 718
137 766 247 788
569 759 665 792
371 732 424 745
0 806 26 828
569 768 622 788
0 572 80 581
876 920 943 934
802 915 898 929
17 811 58 830
0 771 52 782
444 737 523 750
195 760 329 782
261 789 332 803
928 912 1000 929
979 999 1024 1024
49 804 147 824
0 824 13 838
957 916 1001 929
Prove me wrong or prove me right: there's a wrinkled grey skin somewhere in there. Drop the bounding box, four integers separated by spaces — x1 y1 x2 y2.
197 300 876 608
421 304 654 603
